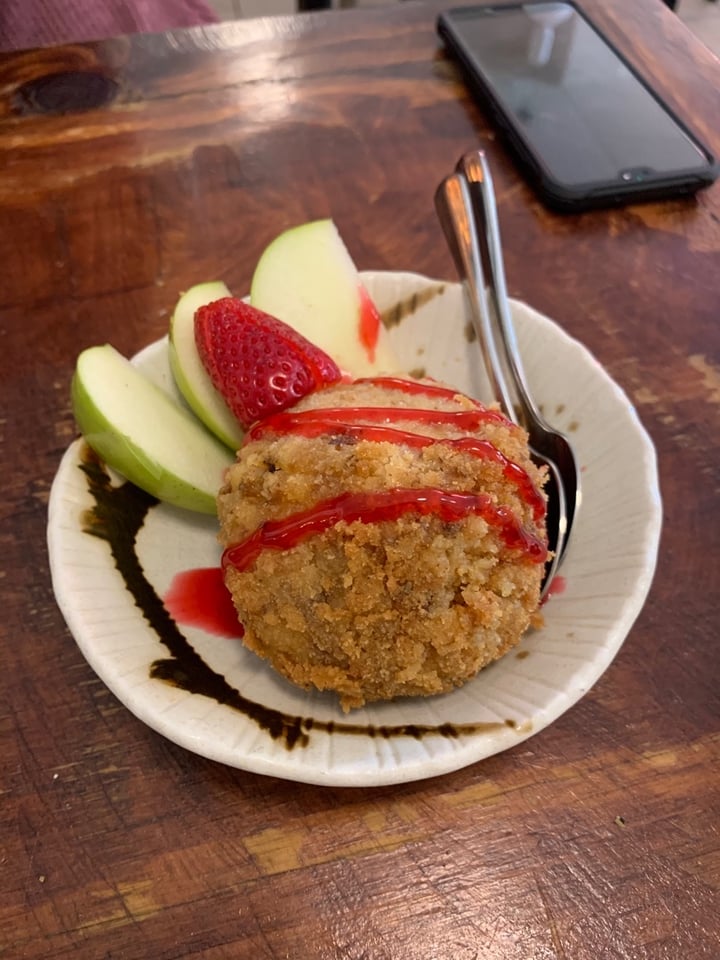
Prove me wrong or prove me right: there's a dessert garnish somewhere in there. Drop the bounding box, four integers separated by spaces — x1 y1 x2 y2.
249 218 396 376
195 298 342 429
71 343 233 514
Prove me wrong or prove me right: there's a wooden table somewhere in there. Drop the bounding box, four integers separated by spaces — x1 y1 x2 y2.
2 1 719 956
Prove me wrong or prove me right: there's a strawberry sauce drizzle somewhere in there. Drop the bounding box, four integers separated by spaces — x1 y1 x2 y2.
353 375 507 416
223 488 547 573
251 418 543 521
227 376 547 577
357 285 381 363
248 404 507 444
163 567 244 638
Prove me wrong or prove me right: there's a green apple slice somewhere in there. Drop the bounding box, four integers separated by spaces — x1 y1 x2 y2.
72 344 233 514
250 219 398 377
168 280 244 451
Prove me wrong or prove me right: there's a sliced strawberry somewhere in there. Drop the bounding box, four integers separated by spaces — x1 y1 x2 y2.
195 298 342 429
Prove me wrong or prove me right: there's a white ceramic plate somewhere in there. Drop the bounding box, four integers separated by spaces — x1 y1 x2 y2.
48 272 662 786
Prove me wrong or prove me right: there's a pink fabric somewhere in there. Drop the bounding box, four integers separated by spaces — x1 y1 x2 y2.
0 0 220 52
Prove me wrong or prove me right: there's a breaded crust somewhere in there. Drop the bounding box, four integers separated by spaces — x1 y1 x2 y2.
218 379 546 710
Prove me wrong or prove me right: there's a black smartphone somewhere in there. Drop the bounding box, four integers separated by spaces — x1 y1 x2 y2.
437 2 718 211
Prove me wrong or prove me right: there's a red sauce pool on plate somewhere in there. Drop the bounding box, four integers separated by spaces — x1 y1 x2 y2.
357 284 381 363
163 567 243 638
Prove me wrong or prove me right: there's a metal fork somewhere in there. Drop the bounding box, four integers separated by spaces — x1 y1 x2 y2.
435 150 580 595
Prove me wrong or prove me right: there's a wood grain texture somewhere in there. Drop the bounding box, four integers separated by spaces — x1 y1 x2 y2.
1 1 718 957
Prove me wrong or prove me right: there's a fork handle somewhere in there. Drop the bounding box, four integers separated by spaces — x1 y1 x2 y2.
457 150 549 434
434 172 518 421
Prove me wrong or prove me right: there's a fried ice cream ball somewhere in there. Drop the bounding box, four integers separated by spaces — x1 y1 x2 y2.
217 378 547 711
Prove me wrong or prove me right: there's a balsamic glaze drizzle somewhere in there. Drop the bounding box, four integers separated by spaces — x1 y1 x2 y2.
379 284 446 329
